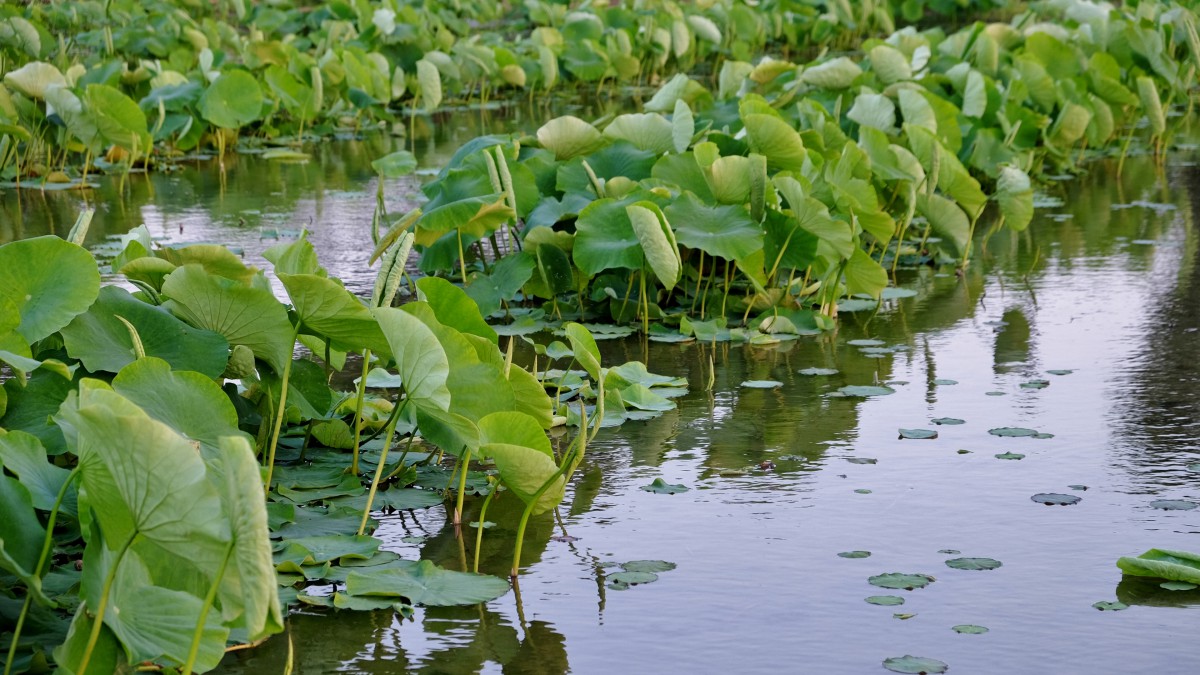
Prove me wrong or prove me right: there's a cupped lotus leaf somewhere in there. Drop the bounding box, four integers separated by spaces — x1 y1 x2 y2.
626 202 681 291
997 166 1034 231
866 595 904 606
869 573 935 590
665 192 762 261
607 571 658 589
898 89 937 132
0 430 74 514
416 195 514 244
847 93 896 133
1047 369 1074 376
1137 77 1166 137
953 625 989 634
373 306 451 411
199 69 263 129
603 113 673 155
61 286 229 377
1031 493 1080 506
264 234 325 277
111 357 245 458
0 236 100 343
801 57 862 89
870 44 912 84
844 248 888 299
564 323 602 381
537 116 606 160
917 193 970 257
415 277 497 345
478 411 552 458
156 244 258 285
574 192 659 275
744 114 806 172
641 478 688 494
345 559 509 606
486 442 564 515
644 74 690 113
84 84 151 154
620 384 674 412
371 150 418 178
207 436 283 642
606 361 685 389
855 489 873 494
1 369 73 454
990 427 1038 437
899 428 938 440
3 62 66 99
279 273 390 356
263 65 316 120
1150 500 1198 511
1092 601 1128 611
883 656 948 674
672 99 694 155
945 557 1002 571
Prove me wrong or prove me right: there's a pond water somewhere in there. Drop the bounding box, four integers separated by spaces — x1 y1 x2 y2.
6 109 1199 673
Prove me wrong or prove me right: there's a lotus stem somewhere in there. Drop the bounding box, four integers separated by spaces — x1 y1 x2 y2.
473 483 499 573
78 533 138 675
456 231 469 286
350 349 372 476
512 406 588 578
182 542 233 675
360 399 407 536
453 446 473 526
264 327 300 492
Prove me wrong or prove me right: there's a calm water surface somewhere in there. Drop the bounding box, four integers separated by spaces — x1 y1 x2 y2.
5 109 1199 674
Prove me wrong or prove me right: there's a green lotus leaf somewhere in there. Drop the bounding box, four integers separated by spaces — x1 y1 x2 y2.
372 306 451 412
416 276 497 345
0 430 75 515
1118 549 1200 585
847 93 896 133
883 655 948 674
478 411 553 458
564 322 602 381
603 113 673 155
644 73 690 113
199 69 263 129
573 192 658 275
486 442 564 515
916 193 969 257
844 248 888 299
84 84 151 154
641 478 688 494
371 150 417 178
997 165 1034 232
0 466 48 604
4 62 66 99
743 114 807 172
264 64 317 120
345 559 509 606
672 99 694 154
0 236 100 344
537 115 606 160
626 202 681 291
801 57 862 89
870 44 911 84
945 557 1002 571
279 273 390 357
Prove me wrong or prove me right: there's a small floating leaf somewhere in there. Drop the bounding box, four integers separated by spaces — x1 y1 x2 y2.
931 418 965 426
956 449 971 454
933 379 958 385
1046 369 1074 376
854 489 873 494
1021 379 1050 389
869 573 935 590
1160 581 1198 591
995 452 1025 460
838 551 872 559
1069 485 1088 491
883 655 948 674
938 549 960 555
741 380 783 389
835 385 896 397
953 625 989 634
1186 463 1200 473
846 458 878 465
866 595 905 606
985 391 1006 397
945 557 1002 571
607 571 658 590
848 339 885 346
1092 601 1128 611
1150 500 1198 511
798 367 839 376
1031 493 1080 506
641 478 688 494
1032 433 1055 439
899 428 938 440
620 560 676 573
989 427 1038 437
893 613 917 620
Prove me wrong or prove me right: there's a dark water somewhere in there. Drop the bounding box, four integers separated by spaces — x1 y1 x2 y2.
5 113 1200 673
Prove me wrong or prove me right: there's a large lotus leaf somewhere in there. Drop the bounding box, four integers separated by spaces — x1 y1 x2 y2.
84 84 151 153
996 165 1034 232
478 412 553 457
57 384 230 567
844 248 887 299
801 57 862 89
573 191 660 275
416 59 441 112
278 273 390 357
506 364 555 429
372 306 451 411
3 61 66 99
0 469 47 603
199 69 263 129
847 93 896 133
264 64 317 120
485 442 565 515
45 84 100 149
603 113 673 155
415 405 480 456
263 232 325 277
53 612 122 675
346 559 509 606
564 322 602 381
1049 102 1092 148
61 286 229 377
705 155 754 204
644 74 690 113
537 116 607 160
111 357 246 458
161 265 294 374
262 358 335 421
415 195 514 245
0 430 74 515
1117 549 1200 584
897 89 937 132
0 236 100 343
916 193 969 257
1136 76 1166 137
200 436 283 641
627 202 681 291
651 153 715 201
673 99 694 154
666 192 762 261
907 129 987 219
870 44 911 84
0 369 73 455
465 251 536 316
556 142 658 193
416 277 497 345
156 244 258 285
402 304 513 421
743 114 807 172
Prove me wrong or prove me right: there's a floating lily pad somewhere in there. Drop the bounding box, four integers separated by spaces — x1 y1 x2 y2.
952 624 989 634
945 557 1002 571
607 571 658 590
866 595 905 606
1069 485 1088 491
931 418 965 425
741 380 783 389
893 613 917 620
1160 581 1198 591
938 549 960 555
956 449 971 454
641 478 688 494
834 385 896 397
1031 493 1080 506
985 391 1006 396
798 367 839 376
847 339 885 346
1150 500 1198 511
1033 433 1055 439
838 551 872 559
620 560 676 573
1046 369 1074 376
933 379 958 386
899 428 938 440
344 560 510 606
883 655 948 674
1092 601 1128 611
855 489 873 494
869 573 935 590
1021 379 1050 389
989 427 1038 437
846 457 878 465
1187 463 1200 473
995 452 1025 460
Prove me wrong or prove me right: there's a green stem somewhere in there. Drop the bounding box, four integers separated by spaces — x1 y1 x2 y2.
457 231 469 286
359 399 407 536
4 467 80 675
264 328 300 492
350 349 372 476
78 532 138 675
512 407 589 578
454 446 473 525
472 483 499 573
182 542 233 675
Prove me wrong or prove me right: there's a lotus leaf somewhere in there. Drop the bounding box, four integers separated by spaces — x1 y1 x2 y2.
345 559 509 606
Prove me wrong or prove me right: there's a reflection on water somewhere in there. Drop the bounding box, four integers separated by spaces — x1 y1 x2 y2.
6 114 1200 672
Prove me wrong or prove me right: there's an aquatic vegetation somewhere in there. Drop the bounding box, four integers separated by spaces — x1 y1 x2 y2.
1118 549 1200 584
883 655 949 673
